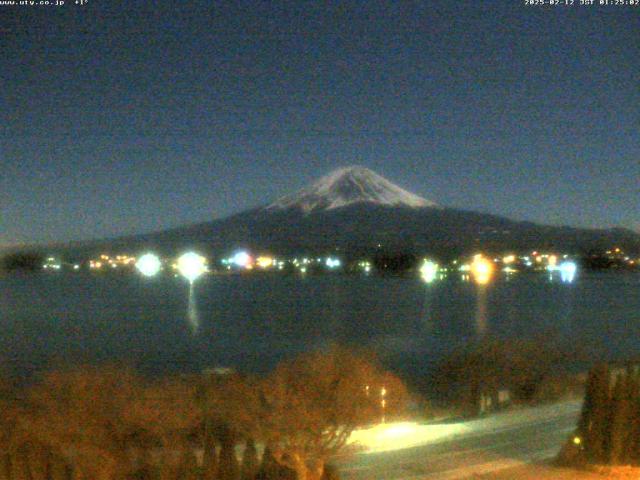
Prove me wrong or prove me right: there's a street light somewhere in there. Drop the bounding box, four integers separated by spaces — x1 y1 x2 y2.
381 386 387 424
420 260 438 283
177 252 207 284
136 253 161 277
471 255 494 285
176 252 207 333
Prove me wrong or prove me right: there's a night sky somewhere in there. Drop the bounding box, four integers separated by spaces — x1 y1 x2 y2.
2 0 638 246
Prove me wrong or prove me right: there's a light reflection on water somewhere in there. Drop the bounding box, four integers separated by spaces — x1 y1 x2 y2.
0 271 638 378
421 286 435 334
187 282 200 334
474 285 488 337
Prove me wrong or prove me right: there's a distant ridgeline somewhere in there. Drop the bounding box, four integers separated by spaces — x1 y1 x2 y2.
577 362 640 465
0 251 44 272
7 167 640 264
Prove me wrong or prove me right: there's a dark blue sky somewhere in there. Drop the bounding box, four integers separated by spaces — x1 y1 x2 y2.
2 0 638 245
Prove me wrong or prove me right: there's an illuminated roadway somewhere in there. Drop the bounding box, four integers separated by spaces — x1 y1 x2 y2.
339 400 583 480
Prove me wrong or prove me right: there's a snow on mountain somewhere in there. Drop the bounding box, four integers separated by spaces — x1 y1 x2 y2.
266 166 437 213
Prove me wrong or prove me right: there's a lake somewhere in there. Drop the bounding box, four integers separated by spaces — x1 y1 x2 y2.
1 271 639 384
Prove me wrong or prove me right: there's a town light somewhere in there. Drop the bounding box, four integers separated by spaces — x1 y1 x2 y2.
471 255 494 285
136 253 161 277
559 261 577 283
325 257 341 269
503 255 516 264
177 252 207 283
256 256 274 268
420 260 439 283
232 251 252 268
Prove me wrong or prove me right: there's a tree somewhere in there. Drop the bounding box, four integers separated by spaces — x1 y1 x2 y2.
256 446 282 480
22 366 143 480
240 439 259 480
320 464 340 480
433 336 580 415
606 373 634 464
624 373 640 464
217 426 240 480
196 372 262 480
258 346 408 480
0 251 44 272
123 377 201 480
256 447 295 480
578 364 611 463
0 381 30 480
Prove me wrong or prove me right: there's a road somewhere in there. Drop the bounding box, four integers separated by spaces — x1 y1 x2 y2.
338 400 583 480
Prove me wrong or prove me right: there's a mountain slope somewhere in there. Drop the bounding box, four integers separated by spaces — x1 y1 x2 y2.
41 167 640 258
266 166 436 212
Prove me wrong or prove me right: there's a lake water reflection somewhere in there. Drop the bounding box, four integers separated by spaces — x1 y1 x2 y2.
0 271 638 381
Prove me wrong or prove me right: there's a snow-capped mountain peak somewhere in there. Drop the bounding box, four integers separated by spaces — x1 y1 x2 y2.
267 166 437 213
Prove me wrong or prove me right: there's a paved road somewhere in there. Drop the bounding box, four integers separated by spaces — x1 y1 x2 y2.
338 400 583 480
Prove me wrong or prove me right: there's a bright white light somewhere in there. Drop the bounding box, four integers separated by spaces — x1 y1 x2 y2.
471 255 494 285
177 252 207 283
231 251 251 268
420 260 439 283
326 257 341 269
136 253 161 277
559 261 577 283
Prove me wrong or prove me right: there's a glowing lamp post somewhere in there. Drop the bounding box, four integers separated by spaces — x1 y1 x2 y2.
471 255 494 285
136 253 161 277
381 386 387 424
177 252 207 333
420 260 439 284
177 252 207 284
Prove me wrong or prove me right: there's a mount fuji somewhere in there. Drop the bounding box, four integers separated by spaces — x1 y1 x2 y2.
266 166 436 212
54 166 640 258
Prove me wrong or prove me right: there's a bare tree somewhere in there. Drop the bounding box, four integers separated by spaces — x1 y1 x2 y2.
21 366 142 480
123 377 201 480
1 351 409 480
257 346 408 480
240 439 259 480
195 371 263 480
